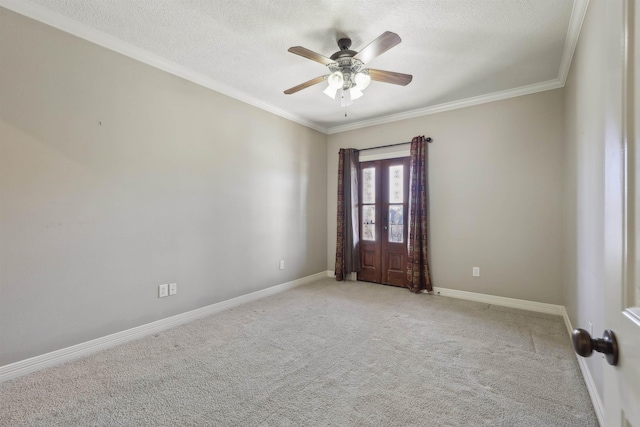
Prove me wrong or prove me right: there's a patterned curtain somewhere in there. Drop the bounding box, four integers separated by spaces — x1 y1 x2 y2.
407 136 433 292
335 149 361 280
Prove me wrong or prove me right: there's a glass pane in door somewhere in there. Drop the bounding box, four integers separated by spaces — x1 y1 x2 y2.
389 165 403 203
362 168 376 204
389 205 403 243
362 205 376 241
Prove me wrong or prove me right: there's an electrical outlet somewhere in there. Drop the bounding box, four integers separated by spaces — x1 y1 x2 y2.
158 284 168 298
169 283 177 296
279 260 285 270
472 267 480 277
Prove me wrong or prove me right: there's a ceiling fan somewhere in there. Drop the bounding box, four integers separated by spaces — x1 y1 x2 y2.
284 31 412 104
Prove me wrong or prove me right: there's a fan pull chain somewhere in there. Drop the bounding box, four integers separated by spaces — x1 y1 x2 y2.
341 91 348 117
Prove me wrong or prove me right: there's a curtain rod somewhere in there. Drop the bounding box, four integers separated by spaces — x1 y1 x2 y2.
355 137 432 152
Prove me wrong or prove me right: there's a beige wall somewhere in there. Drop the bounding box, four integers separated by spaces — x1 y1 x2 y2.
0 2 600 375
562 0 607 401
327 90 565 304
0 9 327 365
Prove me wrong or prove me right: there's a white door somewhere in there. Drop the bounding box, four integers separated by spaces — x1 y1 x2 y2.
602 0 640 425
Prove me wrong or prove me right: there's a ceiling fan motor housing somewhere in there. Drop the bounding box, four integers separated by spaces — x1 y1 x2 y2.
337 38 352 50
330 38 358 61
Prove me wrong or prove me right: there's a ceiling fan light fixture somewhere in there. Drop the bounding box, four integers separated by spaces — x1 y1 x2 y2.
323 85 339 99
350 86 364 100
327 71 344 88
324 71 344 99
354 71 371 90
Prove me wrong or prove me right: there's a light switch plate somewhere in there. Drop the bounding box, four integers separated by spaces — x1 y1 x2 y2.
169 283 177 296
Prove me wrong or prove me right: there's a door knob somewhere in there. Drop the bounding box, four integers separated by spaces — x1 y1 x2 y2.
571 328 619 366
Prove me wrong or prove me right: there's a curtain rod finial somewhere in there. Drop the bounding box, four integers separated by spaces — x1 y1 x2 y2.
426 137 432 143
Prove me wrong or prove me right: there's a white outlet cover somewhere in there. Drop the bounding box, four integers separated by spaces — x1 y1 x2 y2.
279 260 284 270
472 267 480 277
169 283 177 295
158 284 169 298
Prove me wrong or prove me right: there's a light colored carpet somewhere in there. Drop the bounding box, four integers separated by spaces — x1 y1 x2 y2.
0 278 597 426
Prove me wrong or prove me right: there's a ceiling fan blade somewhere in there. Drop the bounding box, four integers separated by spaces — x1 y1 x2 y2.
353 31 402 64
284 75 327 94
368 69 413 86
288 46 334 66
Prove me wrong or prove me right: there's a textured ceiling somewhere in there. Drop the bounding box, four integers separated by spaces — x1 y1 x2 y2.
3 0 582 133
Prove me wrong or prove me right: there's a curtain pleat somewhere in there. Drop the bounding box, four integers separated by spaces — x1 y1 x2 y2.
407 136 432 292
335 149 361 280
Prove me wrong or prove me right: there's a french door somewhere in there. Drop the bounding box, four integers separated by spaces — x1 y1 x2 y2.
358 158 410 287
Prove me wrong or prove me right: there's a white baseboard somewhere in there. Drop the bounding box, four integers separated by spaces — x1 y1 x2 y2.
2 271 604 426
0 271 327 383
562 312 605 426
430 286 566 315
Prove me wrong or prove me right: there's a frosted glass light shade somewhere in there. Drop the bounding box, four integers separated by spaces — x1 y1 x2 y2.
355 71 371 90
324 71 344 99
323 85 339 99
327 71 344 88
350 87 363 100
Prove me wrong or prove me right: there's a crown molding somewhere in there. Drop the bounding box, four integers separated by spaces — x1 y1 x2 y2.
326 78 563 134
1 0 587 136
327 0 588 134
0 0 329 134
558 0 590 85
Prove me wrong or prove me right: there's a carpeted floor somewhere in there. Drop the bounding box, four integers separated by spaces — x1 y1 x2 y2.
0 278 597 426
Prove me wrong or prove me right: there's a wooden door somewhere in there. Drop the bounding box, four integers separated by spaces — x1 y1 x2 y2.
358 158 410 287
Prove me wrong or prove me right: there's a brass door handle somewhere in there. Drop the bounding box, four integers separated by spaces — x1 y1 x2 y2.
572 328 619 366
